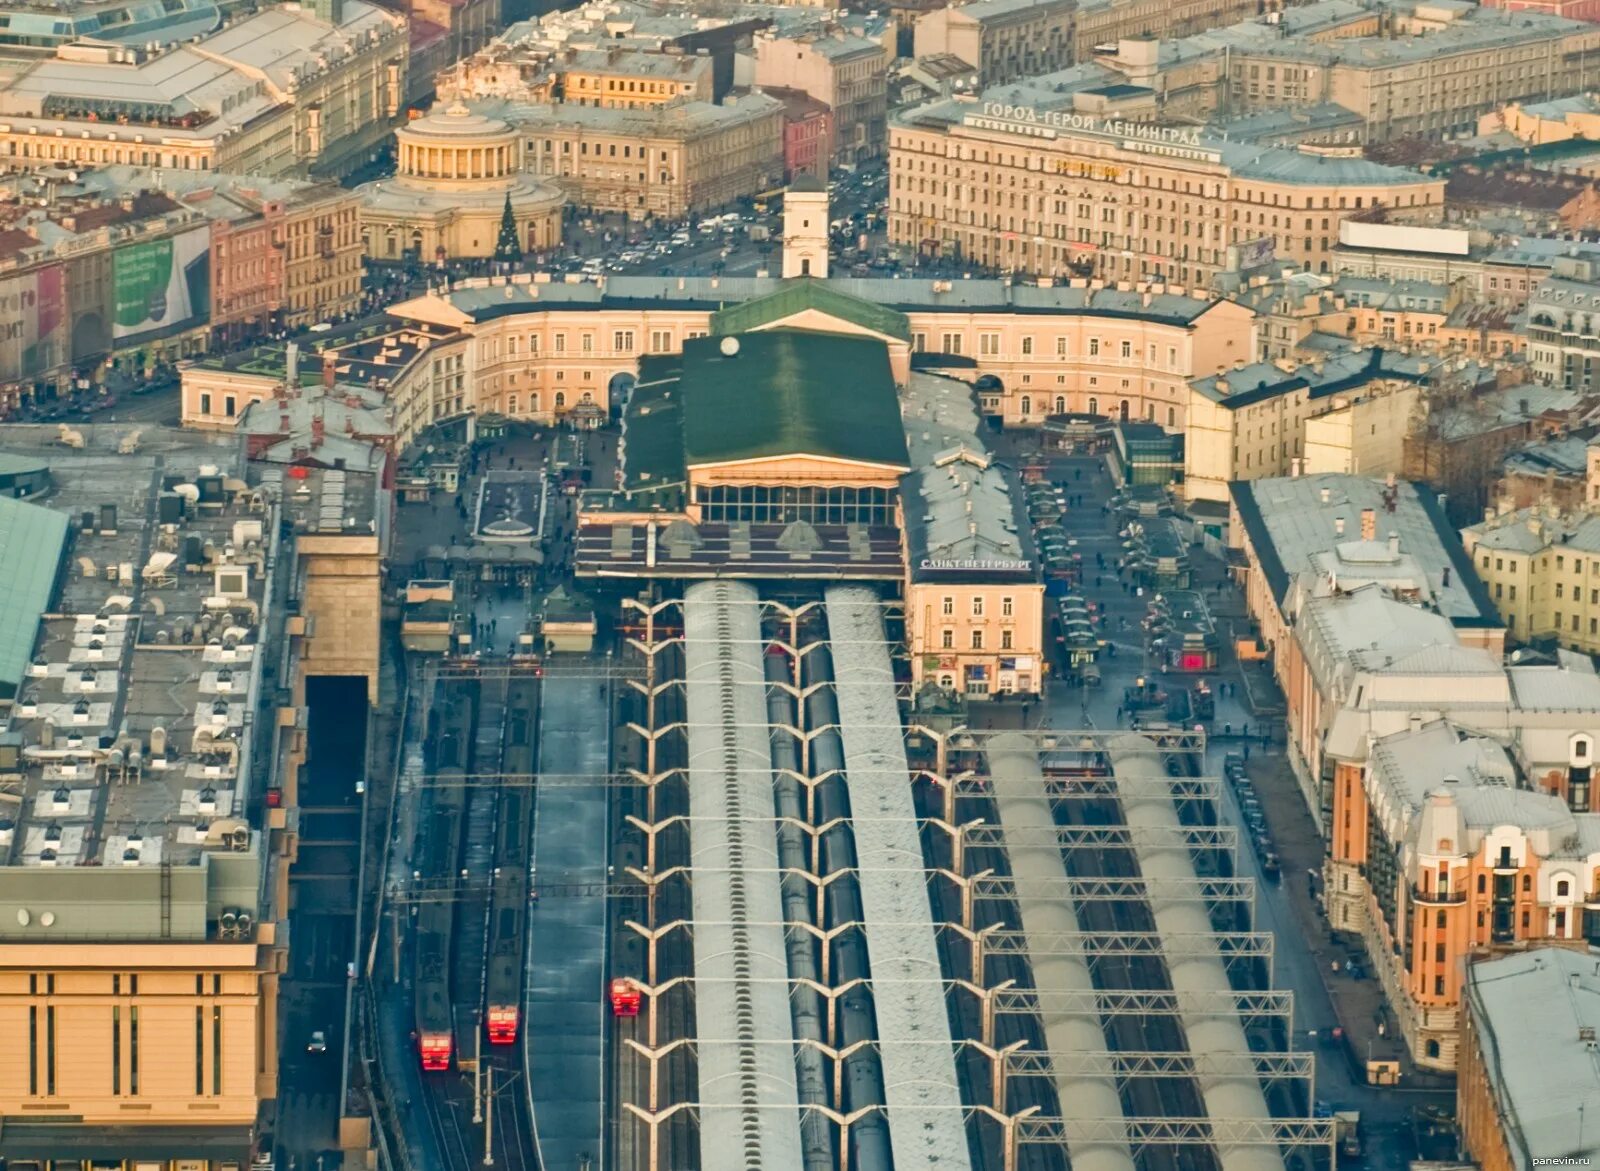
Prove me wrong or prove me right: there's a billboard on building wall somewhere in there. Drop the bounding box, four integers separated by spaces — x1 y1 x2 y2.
1231 237 1277 272
112 226 211 342
0 263 66 385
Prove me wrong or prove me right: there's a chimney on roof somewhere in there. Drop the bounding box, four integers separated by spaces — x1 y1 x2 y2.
285 341 300 388
1388 531 1400 557
1335 515 1345 536
323 351 337 389
1361 508 1377 540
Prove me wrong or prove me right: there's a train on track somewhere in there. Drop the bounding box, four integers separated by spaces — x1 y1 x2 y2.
415 684 475 1071
485 679 537 1045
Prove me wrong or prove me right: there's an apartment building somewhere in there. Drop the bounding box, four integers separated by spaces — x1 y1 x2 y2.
1074 0 1263 62
0 189 218 414
889 98 1444 288
1528 257 1600 391
766 87 835 180
182 176 364 339
503 94 785 219
912 0 1076 86
0 162 365 414
1239 272 1526 363
1328 717 1600 1069
1461 506 1600 655
1460 950 1600 1171
558 48 716 108
756 27 890 163
1184 348 1433 502
1228 474 1505 800
0 0 408 179
1206 1 1600 141
1331 222 1596 311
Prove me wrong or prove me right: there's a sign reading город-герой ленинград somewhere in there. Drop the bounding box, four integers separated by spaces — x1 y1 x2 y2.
963 103 1207 147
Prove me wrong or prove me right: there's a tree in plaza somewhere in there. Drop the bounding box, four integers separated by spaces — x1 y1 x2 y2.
494 194 522 265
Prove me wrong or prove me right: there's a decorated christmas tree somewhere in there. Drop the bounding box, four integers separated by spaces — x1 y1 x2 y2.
494 194 522 264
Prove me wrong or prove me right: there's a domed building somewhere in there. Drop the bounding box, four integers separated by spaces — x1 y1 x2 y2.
358 103 565 262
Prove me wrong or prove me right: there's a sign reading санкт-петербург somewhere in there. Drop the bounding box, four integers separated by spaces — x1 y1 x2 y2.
919 557 1033 576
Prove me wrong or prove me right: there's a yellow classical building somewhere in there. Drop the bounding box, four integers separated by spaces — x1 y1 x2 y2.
1184 347 1433 503
1464 506 1600 651
889 101 1445 287
0 0 408 179
379 272 1258 445
358 103 565 261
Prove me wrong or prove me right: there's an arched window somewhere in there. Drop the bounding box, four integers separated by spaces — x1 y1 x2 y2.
1055 396 1066 414
1477 874 1486 894
555 391 566 409
1119 400 1130 421
1425 1040 1441 1059
1020 396 1032 416
1088 397 1098 416
1167 406 1176 427
1557 878 1572 898
1522 874 1532 893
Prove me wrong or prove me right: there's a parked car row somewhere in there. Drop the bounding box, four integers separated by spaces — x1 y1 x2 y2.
1225 754 1279 880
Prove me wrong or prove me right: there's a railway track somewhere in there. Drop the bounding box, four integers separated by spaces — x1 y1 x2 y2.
421 1065 479 1169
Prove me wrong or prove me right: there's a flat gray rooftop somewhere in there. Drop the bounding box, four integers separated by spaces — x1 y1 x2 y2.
0 425 269 870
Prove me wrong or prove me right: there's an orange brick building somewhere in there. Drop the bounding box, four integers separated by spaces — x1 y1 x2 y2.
1327 717 1600 1070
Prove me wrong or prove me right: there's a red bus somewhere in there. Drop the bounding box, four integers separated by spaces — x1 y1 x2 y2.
419 1031 453 1070
609 978 642 1017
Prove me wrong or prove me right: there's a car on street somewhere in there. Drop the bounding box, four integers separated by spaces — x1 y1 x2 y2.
307 1030 327 1053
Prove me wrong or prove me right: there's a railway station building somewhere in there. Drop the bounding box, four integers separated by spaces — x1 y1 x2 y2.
374 269 1256 442
577 326 912 580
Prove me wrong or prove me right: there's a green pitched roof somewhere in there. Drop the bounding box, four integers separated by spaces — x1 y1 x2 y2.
0 495 69 700
710 281 912 342
679 331 909 470
620 353 688 495
616 332 910 507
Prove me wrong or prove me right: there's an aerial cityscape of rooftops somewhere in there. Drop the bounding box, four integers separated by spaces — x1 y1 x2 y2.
7 0 1600 1166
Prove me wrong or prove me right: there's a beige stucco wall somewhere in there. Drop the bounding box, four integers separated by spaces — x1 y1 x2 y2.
907 580 1046 695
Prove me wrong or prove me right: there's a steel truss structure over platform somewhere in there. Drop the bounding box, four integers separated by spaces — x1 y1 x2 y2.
610 592 1333 1171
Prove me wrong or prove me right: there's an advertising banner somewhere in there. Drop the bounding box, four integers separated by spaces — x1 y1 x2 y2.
112 226 211 342
1231 237 1277 272
0 263 65 384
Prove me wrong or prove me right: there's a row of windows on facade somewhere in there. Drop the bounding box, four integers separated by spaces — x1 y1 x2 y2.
1483 552 1600 574
941 595 1017 616
915 332 1181 364
894 148 1427 210
940 627 1016 650
692 485 896 525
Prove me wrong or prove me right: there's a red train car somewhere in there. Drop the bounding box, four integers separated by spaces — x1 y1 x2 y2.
610 977 641 1017
486 1005 519 1045
419 1031 453 1071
